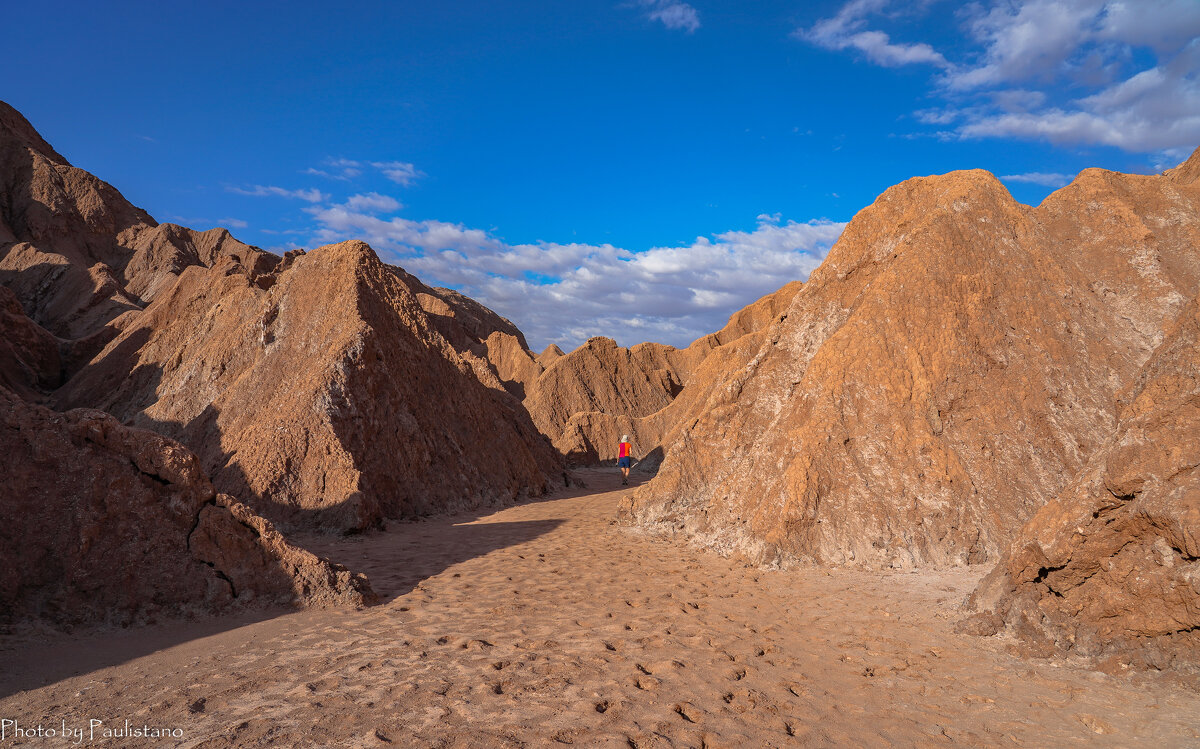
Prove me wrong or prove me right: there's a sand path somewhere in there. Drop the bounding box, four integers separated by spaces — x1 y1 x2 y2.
1 469 1198 747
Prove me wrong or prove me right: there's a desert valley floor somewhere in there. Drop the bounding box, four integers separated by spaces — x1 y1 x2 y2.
1 469 1197 748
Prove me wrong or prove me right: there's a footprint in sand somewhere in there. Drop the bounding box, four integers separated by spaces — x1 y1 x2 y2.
674 702 702 723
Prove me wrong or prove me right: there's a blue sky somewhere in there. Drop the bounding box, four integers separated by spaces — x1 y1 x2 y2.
6 0 1199 349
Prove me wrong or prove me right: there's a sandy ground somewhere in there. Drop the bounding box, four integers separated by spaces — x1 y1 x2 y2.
2 469 1198 747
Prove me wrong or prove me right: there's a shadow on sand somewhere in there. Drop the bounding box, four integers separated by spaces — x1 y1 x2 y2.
0 492 573 699
4 350 578 698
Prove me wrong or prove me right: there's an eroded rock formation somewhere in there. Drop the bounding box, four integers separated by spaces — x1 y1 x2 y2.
0 387 375 629
621 152 1200 569
53 241 563 531
960 295 1200 668
0 98 566 627
2 99 562 534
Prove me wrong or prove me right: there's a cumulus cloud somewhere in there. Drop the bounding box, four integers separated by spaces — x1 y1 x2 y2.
945 0 1107 90
956 46 1200 151
371 161 423 185
638 0 701 33
306 199 844 349
228 185 329 202
341 192 403 213
999 172 1074 187
798 0 1200 155
948 0 1200 89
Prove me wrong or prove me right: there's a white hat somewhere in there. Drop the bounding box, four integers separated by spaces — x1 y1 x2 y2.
621 434 630 442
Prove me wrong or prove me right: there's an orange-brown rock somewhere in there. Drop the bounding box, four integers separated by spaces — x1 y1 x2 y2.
961 295 1200 668
621 152 1200 568
520 283 804 466
405 276 544 400
1 101 151 338
54 240 563 531
0 388 375 629
523 337 682 461
536 343 565 367
123 222 277 304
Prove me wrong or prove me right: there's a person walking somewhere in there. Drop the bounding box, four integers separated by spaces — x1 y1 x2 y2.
617 434 633 485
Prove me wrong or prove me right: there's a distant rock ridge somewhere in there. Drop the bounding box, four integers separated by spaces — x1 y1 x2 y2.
620 152 1200 571
509 281 805 466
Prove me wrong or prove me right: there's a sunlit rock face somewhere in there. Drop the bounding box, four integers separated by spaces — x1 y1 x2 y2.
622 153 1200 570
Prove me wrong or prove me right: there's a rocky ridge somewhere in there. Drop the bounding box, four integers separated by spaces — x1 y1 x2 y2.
0 99 562 626
2 99 563 537
53 240 563 531
620 153 1200 571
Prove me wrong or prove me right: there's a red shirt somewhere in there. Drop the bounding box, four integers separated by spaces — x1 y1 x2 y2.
618 442 630 458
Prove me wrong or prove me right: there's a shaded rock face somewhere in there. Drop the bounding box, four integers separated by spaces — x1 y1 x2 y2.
961 295 1200 668
54 241 563 531
0 284 61 398
0 388 375 629
622 155 1200 568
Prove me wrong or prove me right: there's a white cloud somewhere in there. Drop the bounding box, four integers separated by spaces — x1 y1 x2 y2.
228 185 328 202
371 161 423 185
1097 0 1200 52
799 0 1200 155
947 0 1200 90
218 217 249 229
913 107 960 125
999 172 1074 187
988 89 1047 112
304 158 363 180
957 48 1200 151
638 0 700 33
798 0 948 68
341 193 403 213
946 0 1106 90
306 202 844 349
